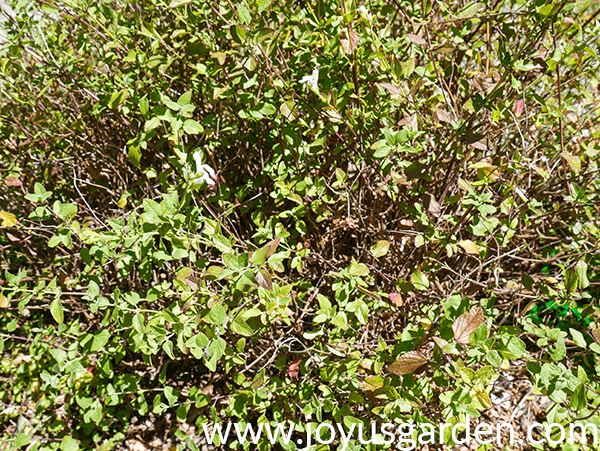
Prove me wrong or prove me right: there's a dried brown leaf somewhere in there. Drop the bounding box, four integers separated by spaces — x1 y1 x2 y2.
4 176 22 187
452 307 484 344
377 83 401 97
435 108 453 124
341 30 360 55
406 33 427 46
256 269 273 291
423 193 441 217
389 351 428 375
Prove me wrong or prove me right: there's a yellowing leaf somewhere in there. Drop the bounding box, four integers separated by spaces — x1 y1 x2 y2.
169 0 191 7
452 306 484 344
370 240 390 258
0 211 17 227
471 386 492 409
362 376 385 391
458 239 479 254
0 295 9 308
389 351 428 375
562 152 581 172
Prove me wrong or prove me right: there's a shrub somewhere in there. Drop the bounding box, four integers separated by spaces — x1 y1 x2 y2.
1 0 600 449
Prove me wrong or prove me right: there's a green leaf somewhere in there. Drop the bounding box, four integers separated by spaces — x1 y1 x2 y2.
60 436 80 451
459 2 480 18
551 338 566 361
410 270 429 290
164 386 179 406
205 337 226 371
575 260 589 289
569 384 586 410
348 260 370 277
237 4 251 24
91 329 110 352
144 117 161 131
370 240 390 258
14 433 31 448
231 317 254 336
183 119 203 135
128 145 141 169
565 268 578 292
522 274 534 291
177 91 192 106
210 303 227 326
50 297 64 324
570 328 587 349
331 312 349 330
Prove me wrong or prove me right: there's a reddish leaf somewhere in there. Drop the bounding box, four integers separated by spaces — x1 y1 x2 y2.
288 358 302 380
389 292 403 307
452 307 484 344
514 99 525 117
389 351 428 375
592 329 600 343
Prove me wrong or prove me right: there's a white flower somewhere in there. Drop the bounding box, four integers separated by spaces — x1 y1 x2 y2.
299 65 319 91
192 151 217 187
358 5 373 21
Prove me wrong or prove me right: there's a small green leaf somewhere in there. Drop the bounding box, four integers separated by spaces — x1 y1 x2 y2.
410 270 429 290
565 268 578 292
164 386 179 406
575 260 589 289
205 337 226 371
237 4 251 24
459 2 480 18
209 303 227 326
50 297 64 324
231 318 254 336
60 436 79 451
570 328 587 349
14 433 31 448
169 0 191 7
183 119 203 135
551 338 566 361
128 145 141 169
